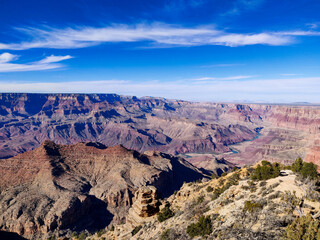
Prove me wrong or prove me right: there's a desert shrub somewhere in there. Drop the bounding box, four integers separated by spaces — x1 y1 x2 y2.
71 232 78 238
131 225 142 236
78 232 87 240
197 195 205 204
232 166 238 172
206 186 213 192
158 203 174 222
300 162 318 180
284 214 320 240
241 185 250 191
212 175 240 200
221 172 228 177
291 158 318 180
243 200 263 213
97 229 106 237
160 229 171 240
268 191 281 200
291 157 303 173
186 215 212 238
228 172 240 185
281 191 300 212
259 181 267 187
211 173 218 179
270 182 280 189
251 161 280 181
195 178 202 183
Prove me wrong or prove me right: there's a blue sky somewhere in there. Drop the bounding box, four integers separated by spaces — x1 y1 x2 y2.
0 0 320 103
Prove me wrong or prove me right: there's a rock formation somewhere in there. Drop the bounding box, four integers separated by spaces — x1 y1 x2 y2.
0 141 206 239
126 186 160 226
1 93 320 169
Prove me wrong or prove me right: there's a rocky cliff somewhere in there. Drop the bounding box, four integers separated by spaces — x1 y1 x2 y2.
1 93 320 171
0 141 206 239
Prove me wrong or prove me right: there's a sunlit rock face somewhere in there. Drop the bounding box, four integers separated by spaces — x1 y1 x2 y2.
0 141 206 239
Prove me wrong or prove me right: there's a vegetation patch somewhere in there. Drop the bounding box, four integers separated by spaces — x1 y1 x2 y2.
251 161 280 181
186 215 212 238
131 225 142 236
243 200 263 213
284 214 320 240
158 203 175 222
291 158 318 180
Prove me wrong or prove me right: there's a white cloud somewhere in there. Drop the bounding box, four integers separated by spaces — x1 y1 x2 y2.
37 55 73 64
0 23 298 50
193 75 253 81
0 53 19 63
0 53 72 72
1 77 319 103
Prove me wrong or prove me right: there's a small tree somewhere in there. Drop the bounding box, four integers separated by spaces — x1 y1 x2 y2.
300 162 318 180
187 215 212 238
291 157 303 173
158 203 174 222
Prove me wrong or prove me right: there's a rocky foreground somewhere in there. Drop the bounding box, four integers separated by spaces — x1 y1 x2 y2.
100 163 320 240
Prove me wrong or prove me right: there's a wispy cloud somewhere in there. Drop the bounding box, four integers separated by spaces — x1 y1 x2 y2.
280 73 302 76
0 53 73 72
0 23 300 50
2 77 319 103
201 63 245 68
193 75 253 81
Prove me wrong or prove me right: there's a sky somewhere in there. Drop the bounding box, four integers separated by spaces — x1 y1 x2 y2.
0 0 320 103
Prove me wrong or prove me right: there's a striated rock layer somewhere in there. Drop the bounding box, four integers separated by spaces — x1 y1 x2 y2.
0 93 320 167
0 93 259 159
0 141 206 239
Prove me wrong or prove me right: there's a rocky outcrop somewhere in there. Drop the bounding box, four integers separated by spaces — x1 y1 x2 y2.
126 186 160 226
0 141 206 239
103 167 320 240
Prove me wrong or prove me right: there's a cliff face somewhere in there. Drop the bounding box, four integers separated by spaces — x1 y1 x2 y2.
0 141 206 239
1 93 320 168
0 93 259 159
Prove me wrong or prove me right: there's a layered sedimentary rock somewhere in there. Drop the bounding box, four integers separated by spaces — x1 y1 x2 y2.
126 186 160 226
0 93 259 159
1 93 320 167
0 141 206 239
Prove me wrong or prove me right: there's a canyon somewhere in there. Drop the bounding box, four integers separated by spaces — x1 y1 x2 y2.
0 93 320 239
1 93 319 168
0 141 207 239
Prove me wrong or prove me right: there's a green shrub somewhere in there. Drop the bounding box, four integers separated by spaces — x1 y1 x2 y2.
243 200 263 213
284 214 320 240
232 166 238 172
186 215 212 238
131 225 142 236
97 229 106 237
206 186 213 192
110 225 114 231
291 158 318 180
158 203 174 222
160 229 171 240
78 232 87 240
291 157 303 173
197 195 205 204
211 173 218 179
251 161 280 181
221 172 228 177
300 162 318 180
